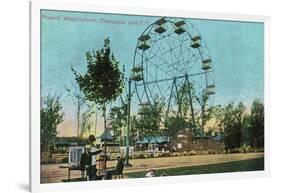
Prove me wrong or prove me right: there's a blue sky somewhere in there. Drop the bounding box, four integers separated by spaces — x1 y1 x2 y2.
41 10 264 136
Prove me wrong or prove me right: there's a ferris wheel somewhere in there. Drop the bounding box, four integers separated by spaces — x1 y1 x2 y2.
132 17 215 130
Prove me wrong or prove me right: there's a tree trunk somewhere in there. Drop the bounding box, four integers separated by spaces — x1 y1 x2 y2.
103 103 107 130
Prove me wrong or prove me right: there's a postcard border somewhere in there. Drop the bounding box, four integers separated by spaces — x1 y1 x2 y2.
30 1 270 192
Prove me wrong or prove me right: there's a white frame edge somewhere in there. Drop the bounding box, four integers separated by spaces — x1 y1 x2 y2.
30 0 271 192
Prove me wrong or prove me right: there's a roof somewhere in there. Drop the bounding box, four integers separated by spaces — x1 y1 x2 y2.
99 129 113 141
136 136 169 144
213 134 224 141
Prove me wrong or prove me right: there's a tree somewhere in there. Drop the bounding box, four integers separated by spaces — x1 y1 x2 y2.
109 99 128 145
223 102 245 150
135 100 164 143
175 82 211 133
66 81 87 140
194 92 210 130
174 82 192 118
80 104 95 138
164 116 190 139
250 99 264 147
242 114 251 145
40 94 63 151
130 115 139 144
73 38 124 130
209 105 224 136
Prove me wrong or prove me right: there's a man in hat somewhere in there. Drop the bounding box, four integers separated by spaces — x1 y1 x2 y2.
104 154 124 180
80 135 102 181
113 155 124 179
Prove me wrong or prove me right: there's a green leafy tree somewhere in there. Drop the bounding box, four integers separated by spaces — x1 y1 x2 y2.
242 114 252 145
250 99 264 147
209 105 224 136
223 102 245 150
130 115 139 144
175 82 211 133
174 82 192 117
109 100 128 144
194 92 211 130
40 94 63 151
135 100 164 143
164 116 190 139
73 38 124 130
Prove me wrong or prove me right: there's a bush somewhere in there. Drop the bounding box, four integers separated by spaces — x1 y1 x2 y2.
163 152 171 157
256 147 264 152
62 157 68 163
144 154 150 158
137 154 145 159
202 150 208 155
229 148 240 153
58 149 67 154
207 149 216 154
157 153 164 157
188 150 198 155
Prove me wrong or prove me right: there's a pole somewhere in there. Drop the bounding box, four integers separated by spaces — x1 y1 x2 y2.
125 79 131 165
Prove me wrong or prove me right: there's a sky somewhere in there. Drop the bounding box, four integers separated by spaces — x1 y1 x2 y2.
41 10 264 137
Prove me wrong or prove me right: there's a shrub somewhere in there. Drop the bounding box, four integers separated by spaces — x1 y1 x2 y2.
62 157 68 163
229 148 240 153
207 149 216 154
202 150 208 155
144 154 150 158
138 154 145 159
163 152 171 157
175 152 181 156
157 153 164 157
188 150 198 155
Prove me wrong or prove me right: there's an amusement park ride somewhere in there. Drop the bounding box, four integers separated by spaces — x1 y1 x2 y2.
123 17 216 165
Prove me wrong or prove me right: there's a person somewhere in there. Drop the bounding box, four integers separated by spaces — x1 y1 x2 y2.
145 169 156 178
104 155 124 180
114 155 125 179
80 135 102 181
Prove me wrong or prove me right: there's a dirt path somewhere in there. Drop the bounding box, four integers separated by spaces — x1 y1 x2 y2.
41 152 264 183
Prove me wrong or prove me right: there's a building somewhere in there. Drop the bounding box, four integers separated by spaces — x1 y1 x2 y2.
169 129 224 152
135 136 169 152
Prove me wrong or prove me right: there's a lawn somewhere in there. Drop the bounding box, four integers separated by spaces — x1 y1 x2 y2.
126 158 264 178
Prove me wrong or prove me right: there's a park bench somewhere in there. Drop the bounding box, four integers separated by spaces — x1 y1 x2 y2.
60 159 107 182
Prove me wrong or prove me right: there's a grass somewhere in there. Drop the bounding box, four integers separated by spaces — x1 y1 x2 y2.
126 158 264 178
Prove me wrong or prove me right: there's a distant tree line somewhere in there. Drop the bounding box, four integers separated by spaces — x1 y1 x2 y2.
210 99 264 150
